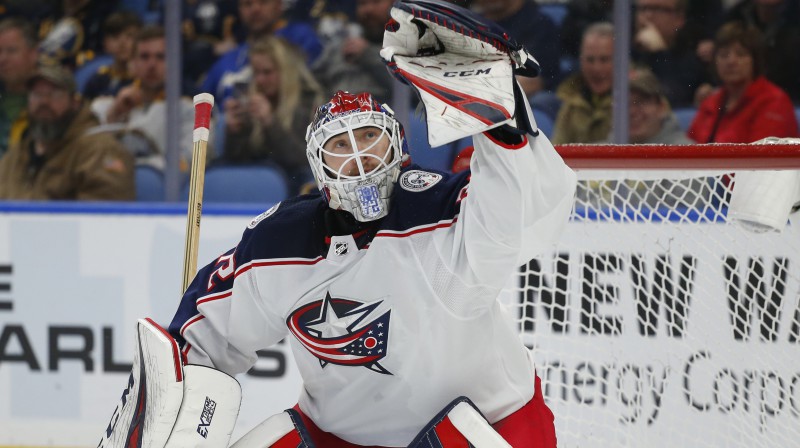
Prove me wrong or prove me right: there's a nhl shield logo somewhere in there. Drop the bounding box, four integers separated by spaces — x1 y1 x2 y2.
399 170 442 192
334 241 349 256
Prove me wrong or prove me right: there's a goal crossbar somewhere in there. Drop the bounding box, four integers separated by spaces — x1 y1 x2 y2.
555 142 800 170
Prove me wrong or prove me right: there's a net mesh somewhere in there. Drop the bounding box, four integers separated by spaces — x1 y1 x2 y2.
508 146 800 447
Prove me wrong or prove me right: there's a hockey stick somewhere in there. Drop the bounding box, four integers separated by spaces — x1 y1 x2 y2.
181 93 214 292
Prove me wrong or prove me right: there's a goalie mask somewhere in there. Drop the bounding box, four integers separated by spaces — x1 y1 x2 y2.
306 91 408 222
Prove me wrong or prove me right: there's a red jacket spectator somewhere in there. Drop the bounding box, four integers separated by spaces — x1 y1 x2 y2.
688 76 798 143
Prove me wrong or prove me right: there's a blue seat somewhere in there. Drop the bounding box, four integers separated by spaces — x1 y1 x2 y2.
119 0 162 23
135 165 165 201
533 109 555 139
183 165 289 204
559 56 578 77
405 112 456 172
673 108 697 132
540 4 568 27
213 108 227 157
75 55 114 93
530 91 561 121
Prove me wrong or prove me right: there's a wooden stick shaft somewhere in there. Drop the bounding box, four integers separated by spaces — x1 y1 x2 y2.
182 93 214 293
182 138 208 292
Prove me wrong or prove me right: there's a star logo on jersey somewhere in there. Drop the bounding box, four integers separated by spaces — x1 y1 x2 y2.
287 293 392 375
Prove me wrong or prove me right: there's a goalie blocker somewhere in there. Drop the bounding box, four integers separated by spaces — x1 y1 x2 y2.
98 318 242 448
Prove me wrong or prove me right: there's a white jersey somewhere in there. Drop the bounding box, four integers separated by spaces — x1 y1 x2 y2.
168 132 576 446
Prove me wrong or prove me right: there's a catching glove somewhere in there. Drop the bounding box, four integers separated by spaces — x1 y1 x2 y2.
381 0 540 146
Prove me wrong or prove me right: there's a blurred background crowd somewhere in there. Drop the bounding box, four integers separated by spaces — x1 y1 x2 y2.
0 0 799 203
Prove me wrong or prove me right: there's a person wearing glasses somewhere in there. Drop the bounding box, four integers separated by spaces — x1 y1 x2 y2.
633 0 711 107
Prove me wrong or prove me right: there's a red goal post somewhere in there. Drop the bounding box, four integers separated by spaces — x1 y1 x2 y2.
556 142 800 170
508 141 800 447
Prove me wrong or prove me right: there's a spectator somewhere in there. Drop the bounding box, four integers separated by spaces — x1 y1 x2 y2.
684 1 725 65
0 0 52 21
82 11 142 100
552 22 614 144
182 0 239 83
625 66 692 145
93 26 199 172
201 0 322 105
37 0 120 69
560 1 723 65
724 0 800 103
560 0 614 60
221 36 324 192
472 0 560 94
313 0 395 103
689 22 798 144
286 0 356 22
0 65 135 200
632 0 710 107
0 17 39 158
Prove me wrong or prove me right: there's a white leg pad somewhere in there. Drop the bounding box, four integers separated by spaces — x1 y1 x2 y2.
165 365 242 447
98 318 241 448
409 397 511 448
99 318 186 448
229 411 297 447
449 402 512 448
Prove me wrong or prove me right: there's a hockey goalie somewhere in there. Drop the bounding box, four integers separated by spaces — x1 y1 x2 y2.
98 1 576 446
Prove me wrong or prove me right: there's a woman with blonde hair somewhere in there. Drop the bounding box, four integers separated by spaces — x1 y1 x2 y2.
222 35 325 192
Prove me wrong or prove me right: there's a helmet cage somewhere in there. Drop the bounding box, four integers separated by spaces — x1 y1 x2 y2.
306 110 405 222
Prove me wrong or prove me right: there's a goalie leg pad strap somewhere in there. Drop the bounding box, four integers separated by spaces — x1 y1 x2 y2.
408 397 512 448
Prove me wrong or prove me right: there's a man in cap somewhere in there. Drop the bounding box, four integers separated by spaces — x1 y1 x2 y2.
626 66 692 144
0 65 135 200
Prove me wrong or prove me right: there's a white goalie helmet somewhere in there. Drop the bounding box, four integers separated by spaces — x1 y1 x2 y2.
306 91 409 222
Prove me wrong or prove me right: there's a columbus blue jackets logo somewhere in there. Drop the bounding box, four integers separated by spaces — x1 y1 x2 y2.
399 170 442 192
287 293 392 375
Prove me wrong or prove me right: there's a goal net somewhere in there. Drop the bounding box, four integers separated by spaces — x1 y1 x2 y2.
512 142 800 447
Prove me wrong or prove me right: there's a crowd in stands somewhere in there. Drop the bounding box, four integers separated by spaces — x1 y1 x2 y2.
0 0 798 204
